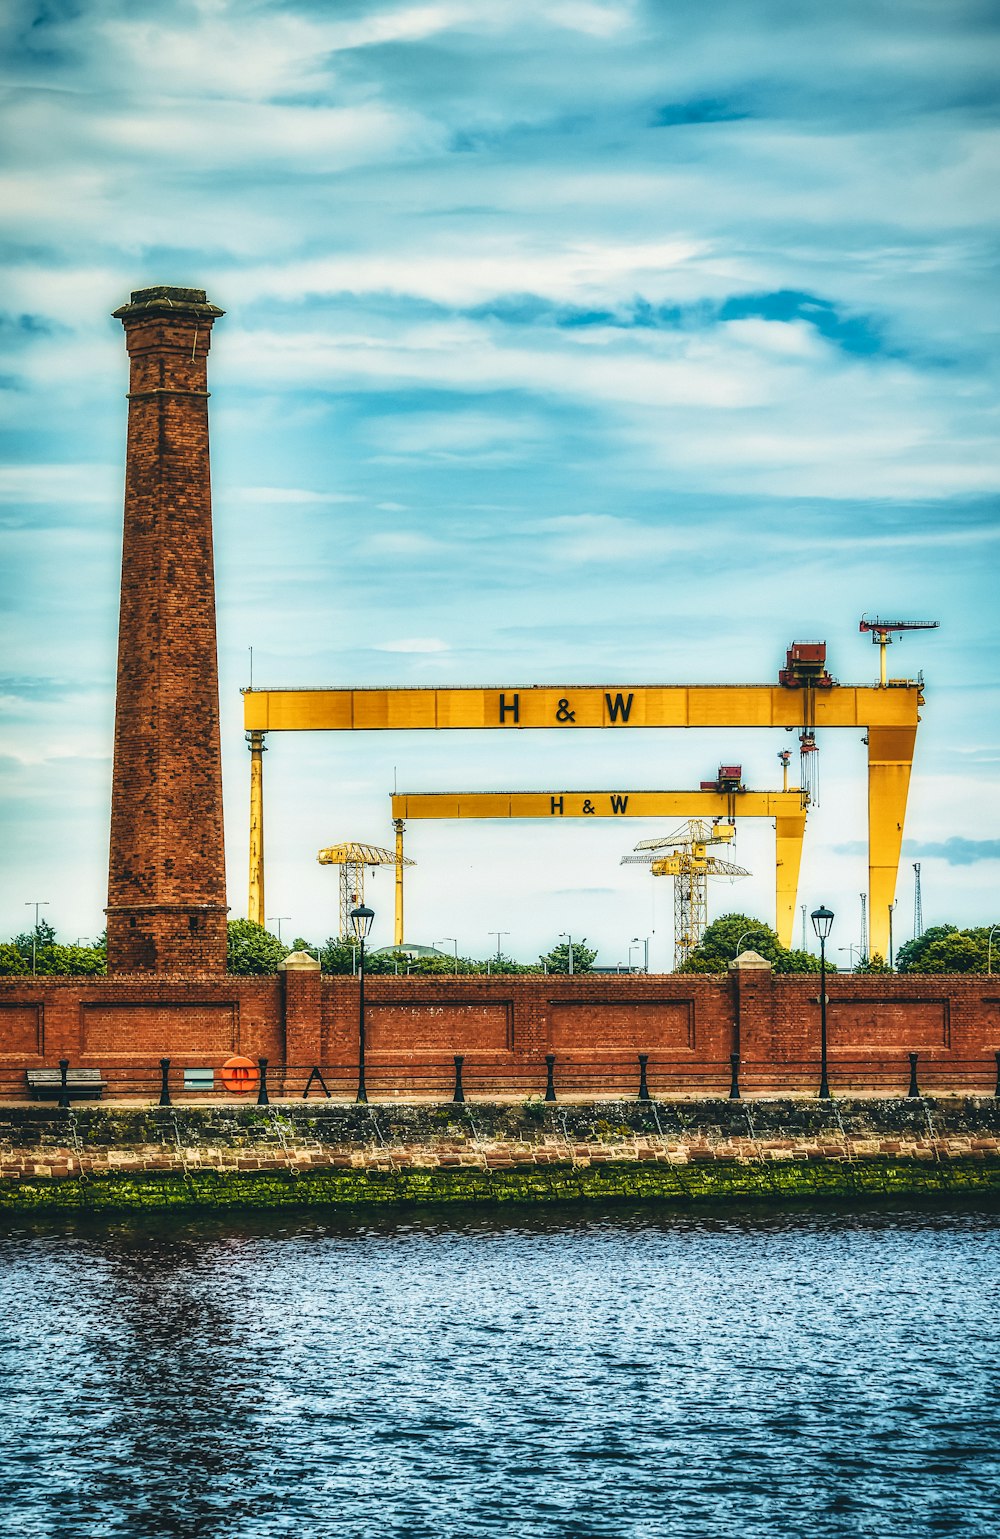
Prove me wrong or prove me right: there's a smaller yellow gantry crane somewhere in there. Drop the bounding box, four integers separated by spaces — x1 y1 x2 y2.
622 819 750 970
317 827 414 944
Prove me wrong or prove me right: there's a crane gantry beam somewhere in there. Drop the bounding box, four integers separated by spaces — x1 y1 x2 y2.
390 788 807 948
244 675 923 961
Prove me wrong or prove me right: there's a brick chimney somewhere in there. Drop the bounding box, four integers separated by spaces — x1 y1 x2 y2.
106 286 228 974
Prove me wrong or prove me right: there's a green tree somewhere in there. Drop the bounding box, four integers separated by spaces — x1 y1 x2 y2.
287 936 323 963
772 947 823 975
895 925 957 973
319 936 360 974
678 913 781 972
854 952 891 974
679 913 830 974
487 952 541 975
539 939 597 974
34 944 106 977
4 924 106 976
12 918 57 961
911 928 991 974
226 920 288 974
0 943 28 976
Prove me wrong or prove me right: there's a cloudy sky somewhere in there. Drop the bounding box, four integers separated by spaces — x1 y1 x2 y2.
1 0 998 967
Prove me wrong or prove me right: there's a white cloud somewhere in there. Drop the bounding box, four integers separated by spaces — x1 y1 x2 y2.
373 638 451 653
2 0 999 948
0 464 117 504
230 486 358 505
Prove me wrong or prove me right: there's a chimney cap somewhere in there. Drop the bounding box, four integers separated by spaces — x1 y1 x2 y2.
113 286 224 322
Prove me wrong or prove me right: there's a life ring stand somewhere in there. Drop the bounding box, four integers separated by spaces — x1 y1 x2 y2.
220 1055 259 1095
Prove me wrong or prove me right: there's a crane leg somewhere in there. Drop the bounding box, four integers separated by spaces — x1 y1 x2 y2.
868 724 917 961
394 819 405 948
247 731 266 925
774 809 806 949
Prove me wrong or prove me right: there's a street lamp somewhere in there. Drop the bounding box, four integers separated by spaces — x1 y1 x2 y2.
24 901 49 976
838 944 860 970
489 930 510 959
267 915 290 944
559 932 574 976
632 935 649 973
734 928 761 959
811 905 834 1099
436 937 458 974
350 903 375 1104
887 901 897 970
988 923 1000 976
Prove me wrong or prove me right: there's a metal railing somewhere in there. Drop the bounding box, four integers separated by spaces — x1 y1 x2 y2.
2 1050 999 1105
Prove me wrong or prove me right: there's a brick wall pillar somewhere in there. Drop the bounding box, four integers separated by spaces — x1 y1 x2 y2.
728 951 773 1060
281 956 323 1068
106 286 228 975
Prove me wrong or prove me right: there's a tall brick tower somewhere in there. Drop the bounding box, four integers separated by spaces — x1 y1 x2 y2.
106 286 228 975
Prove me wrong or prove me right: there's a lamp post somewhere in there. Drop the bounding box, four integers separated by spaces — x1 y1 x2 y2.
629 943 641 973
559 932 574 975
811 905 834 1099
437 936 458 974
988 924 1000 976
267 915 290 944
25 901 49 976
350 903 375 1103
838 944 860 971
734 928 761 959
632 935 649 973
887 901 896 970
489 930 510 960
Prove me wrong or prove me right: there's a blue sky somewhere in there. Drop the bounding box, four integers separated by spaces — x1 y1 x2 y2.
1 0 998 967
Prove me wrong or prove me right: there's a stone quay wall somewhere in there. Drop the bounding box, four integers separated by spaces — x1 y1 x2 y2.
1 1099 998 1210
0 971 998 1101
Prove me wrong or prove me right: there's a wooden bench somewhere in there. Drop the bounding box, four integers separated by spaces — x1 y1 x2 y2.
26 1068 107 1101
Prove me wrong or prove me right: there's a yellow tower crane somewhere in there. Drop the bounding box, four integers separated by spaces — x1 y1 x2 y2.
622 820 750 969
317 834 414 945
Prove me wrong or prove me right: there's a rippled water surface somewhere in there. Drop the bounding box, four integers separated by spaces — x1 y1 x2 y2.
1 1201 998 1539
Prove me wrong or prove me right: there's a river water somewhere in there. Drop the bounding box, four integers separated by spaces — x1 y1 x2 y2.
1 1201 997 1539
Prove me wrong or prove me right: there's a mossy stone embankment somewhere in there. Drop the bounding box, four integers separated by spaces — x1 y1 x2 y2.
1 1157 999 1212
1 1098 998 1211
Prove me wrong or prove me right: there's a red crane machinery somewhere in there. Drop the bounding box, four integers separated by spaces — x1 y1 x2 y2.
777 641 833 804
860 617 940 687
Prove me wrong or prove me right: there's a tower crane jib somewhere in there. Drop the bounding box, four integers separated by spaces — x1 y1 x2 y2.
317 841 415 944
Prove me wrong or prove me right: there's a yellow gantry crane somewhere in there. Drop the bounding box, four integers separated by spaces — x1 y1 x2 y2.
622 820 750 969
389 763 808 948
317 830 414 943
243 634 930 960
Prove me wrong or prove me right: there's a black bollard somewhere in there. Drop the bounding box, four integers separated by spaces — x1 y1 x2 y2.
995 1050 1000 1099
907 1052 920 1099
158 1058 171 1108
58 1058 70 1112
452 1054 466 1103
729 1053 742 1101
637 1054 651 1103
256 1057 270 1107
544 1053 557 1103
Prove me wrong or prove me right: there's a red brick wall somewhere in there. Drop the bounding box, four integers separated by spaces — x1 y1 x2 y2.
106 287 228 975
0 972 998 1095
0 976 282 1082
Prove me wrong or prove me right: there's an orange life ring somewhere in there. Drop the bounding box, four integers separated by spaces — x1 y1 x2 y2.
220 1055 259 1094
